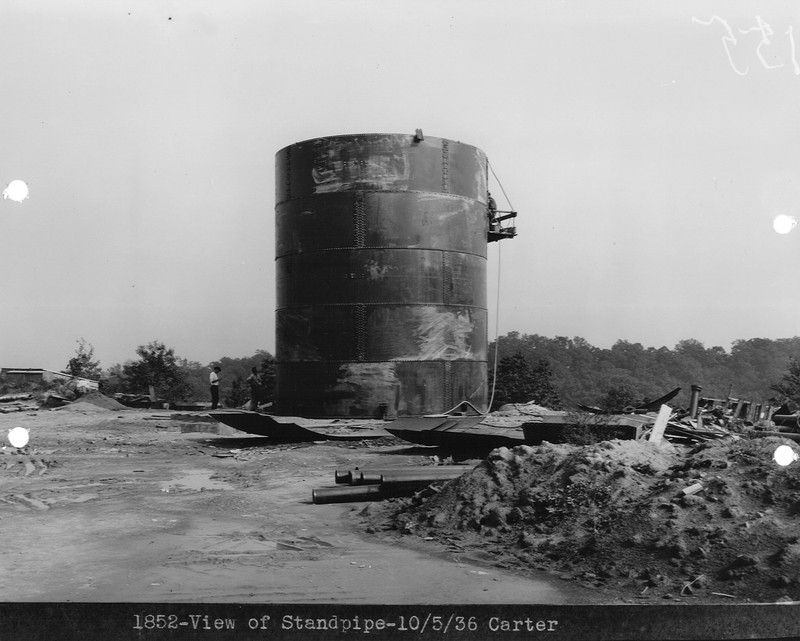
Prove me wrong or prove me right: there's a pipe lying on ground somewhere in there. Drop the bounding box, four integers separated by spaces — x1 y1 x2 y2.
335 465 474 485
353 469 469 486
312 485 399 504
378 472 465 485
317 467 474 503
313 478 454 504
334 470 352 484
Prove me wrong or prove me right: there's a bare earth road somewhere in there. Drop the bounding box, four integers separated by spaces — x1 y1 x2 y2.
0 407 598 605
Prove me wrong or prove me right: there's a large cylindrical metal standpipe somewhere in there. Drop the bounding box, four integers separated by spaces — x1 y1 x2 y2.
275 133 489 418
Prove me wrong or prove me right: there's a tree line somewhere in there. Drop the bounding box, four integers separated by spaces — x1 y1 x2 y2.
489 333 800 411
55 333 800 412
62 339 275 408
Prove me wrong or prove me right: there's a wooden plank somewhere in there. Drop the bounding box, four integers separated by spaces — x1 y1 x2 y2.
648 404 672 445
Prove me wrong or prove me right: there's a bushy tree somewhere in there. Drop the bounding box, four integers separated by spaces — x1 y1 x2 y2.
100 363 125 396
225 376 250 408
213 350 276 407
121 341 193 401
770 358 800 407
63 338 101 380
490 353 562 410
598 385 636 412
176 359 212 400
257 353 276 405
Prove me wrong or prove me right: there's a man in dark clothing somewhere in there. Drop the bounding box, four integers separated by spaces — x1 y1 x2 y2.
247 367 262 411
487 191 499 231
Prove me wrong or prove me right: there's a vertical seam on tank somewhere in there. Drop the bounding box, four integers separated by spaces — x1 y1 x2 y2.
284 147 292 201
354 191 366 247
444 361 453 409
355 304 367 361
442 251 452 305
441 140 449 193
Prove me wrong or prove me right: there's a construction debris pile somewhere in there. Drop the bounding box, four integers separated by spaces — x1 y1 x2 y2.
0 393 39 414
0 390 130 413
53 392 129 413
373 434 800 602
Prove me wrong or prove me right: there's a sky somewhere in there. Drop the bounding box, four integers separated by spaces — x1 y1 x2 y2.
2 0 800 372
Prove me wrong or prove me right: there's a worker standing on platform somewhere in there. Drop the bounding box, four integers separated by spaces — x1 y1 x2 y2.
487 191 499 232
247 367 262 411
210 366 221 409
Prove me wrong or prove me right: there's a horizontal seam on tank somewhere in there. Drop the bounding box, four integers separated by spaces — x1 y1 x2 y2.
278 133 478 146
275 302 487 310
275 191 482 205
274 359 490 364
275 247 488 259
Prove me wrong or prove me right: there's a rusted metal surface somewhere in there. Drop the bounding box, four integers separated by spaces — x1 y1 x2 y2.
522 413 653 445
275 133 490 418
385 415 524 452
207 411 389 441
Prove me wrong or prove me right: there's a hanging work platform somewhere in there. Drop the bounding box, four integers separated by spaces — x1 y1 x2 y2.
488 210 517 242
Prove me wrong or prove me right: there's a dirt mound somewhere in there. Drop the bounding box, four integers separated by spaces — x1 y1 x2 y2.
384 436 800 602
492 401 558 416
58 392 128 412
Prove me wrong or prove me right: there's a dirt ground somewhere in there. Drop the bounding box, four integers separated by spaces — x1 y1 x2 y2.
0 400 602 605
365 436 800 605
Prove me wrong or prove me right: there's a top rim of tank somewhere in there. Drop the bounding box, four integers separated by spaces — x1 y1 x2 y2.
276 132 484 155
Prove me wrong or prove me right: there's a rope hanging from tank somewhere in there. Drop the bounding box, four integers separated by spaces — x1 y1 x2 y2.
487 239 502 413
488 161 515 211
486 160 512 413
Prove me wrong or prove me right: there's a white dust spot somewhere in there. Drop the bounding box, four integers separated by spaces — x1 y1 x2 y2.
773 445 798 467
8 427 29 448
773 214 797 234
3 180 29 202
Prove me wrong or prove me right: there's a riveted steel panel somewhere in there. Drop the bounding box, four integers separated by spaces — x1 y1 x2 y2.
276 250 486 308
276 192 487 257
275 133 487 204
276 361 486 418
276 305 487 363
275 133 490 417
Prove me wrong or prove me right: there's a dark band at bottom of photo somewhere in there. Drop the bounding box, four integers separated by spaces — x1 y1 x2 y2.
3 603 799 641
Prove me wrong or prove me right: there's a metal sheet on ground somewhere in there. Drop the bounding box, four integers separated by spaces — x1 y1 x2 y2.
209 411 390 441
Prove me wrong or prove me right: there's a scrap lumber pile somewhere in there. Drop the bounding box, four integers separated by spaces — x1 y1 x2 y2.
0 393 38 413
641 409 734 446
312 465 474 504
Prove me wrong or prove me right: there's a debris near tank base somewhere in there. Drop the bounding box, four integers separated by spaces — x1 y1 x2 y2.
0 392 39 412
0 393 34 403
46 391 129 413
0 401 39 413
373 436 800 602
520 407 735 447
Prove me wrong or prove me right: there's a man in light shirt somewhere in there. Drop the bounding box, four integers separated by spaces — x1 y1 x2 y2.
210 366 221 409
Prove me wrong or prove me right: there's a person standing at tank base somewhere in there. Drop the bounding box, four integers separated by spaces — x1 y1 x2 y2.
247 367 262 411
210 366 221 409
